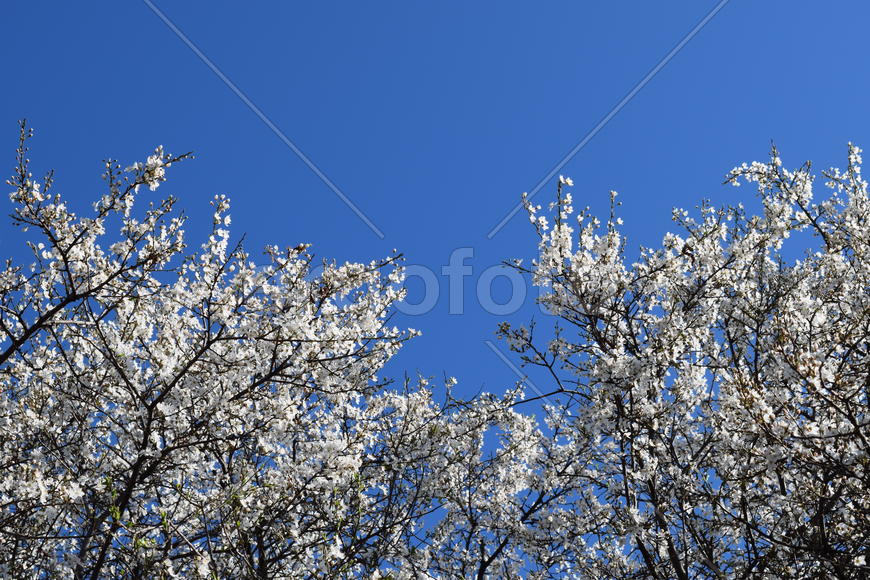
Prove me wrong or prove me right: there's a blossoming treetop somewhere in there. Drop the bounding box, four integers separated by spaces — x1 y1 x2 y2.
1 122 868 577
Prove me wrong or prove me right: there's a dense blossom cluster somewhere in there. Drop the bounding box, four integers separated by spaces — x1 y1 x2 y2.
1 122 868 578
497 148 870 577
0 126 523 578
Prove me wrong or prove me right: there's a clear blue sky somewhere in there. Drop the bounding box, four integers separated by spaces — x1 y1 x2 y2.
3 1 869 397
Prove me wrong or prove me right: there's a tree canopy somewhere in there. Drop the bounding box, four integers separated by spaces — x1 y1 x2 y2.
1 124 868 578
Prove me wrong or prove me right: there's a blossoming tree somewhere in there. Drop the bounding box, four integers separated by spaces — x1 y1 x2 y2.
2 121 869 578
0 124 524 579
494 150 870 577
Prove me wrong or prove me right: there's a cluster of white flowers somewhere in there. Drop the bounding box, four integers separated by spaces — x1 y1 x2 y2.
2 124 868 578
0 125 551 578
125 145 169 192
496 145 870 576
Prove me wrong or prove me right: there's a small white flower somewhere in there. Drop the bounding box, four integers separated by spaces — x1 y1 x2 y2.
66 482 84 502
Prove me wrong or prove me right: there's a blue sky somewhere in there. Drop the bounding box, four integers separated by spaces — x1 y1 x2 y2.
3 1 870 398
